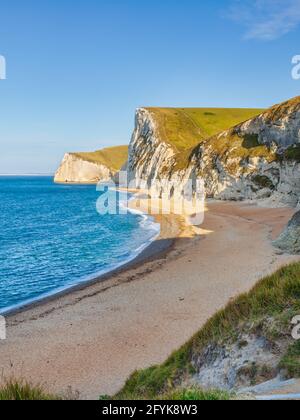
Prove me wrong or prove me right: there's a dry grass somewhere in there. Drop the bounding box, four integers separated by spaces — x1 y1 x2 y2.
0 380 59 400
73 145 128 171
146 108 263 152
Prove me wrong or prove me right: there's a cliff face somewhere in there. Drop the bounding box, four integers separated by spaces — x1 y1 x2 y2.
127 108 176 189
127 98 300 207
54 146 128 184
239 97 300 149
54 153 114 184
273 210 300 254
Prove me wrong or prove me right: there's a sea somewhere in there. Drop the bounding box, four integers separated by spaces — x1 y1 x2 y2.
0 176 160 314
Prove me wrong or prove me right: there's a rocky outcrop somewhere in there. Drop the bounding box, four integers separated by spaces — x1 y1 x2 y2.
127 97 300 207
191 333 287 391
238 97 300 150
274 210 300 254
54 153 113 184
186 136 300 207
127 108 176 189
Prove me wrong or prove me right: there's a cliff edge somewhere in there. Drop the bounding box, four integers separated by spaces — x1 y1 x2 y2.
127 97 300 207
54 145 128 184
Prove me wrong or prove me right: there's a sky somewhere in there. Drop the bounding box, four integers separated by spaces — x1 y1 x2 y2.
0 0 300 174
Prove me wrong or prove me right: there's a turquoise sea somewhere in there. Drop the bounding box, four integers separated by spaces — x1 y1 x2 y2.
0 176 159 314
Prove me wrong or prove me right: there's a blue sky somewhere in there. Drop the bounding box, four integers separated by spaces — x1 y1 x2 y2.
0 0 300 174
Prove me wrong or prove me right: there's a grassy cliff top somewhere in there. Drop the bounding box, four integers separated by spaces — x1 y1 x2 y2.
260 96 300 122
145 107 264 152
72 145 128 171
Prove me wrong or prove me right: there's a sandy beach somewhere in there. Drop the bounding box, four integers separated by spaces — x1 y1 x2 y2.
0 200 299 399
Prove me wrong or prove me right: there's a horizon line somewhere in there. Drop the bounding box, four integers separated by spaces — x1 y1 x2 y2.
0 173 54 176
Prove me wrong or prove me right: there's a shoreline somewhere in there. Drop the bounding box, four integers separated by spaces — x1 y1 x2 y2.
3 193 182 318
0 201 299 399
2 237 172 317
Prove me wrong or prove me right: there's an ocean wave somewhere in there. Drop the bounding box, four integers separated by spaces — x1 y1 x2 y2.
0 185 161 315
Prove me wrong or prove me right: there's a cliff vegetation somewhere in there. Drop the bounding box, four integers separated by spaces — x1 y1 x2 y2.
72 145 128 171
112 262 300 400
146 107 264 152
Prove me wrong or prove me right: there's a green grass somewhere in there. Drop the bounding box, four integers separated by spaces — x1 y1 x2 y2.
114 262 300 400
73 145 128 171
280 341 300 378
173 130 276 175
146 108 264 152
160 387 232 401
262 96 300 123
0 380 231 401
283 144 300 162
252 175 275 190
204 132 275 162
0 380 59 400
4 263 300 401
242 134 260 149
100 387 232 401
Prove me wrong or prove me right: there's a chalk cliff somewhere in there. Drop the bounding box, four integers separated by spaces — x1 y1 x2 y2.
54 153 113 184
127 97 300 207
54 146 128 184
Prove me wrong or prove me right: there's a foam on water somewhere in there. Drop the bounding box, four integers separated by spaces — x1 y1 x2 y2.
0 177 160 314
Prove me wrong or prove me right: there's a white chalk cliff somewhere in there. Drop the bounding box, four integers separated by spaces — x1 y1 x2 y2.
126 97 300 208
54 153 114 184
54 145 128 184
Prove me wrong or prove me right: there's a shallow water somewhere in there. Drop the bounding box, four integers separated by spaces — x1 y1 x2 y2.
0 177 159 313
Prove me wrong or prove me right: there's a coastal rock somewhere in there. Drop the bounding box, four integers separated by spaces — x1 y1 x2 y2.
190 332 287 391
54 146 128 184
238 97 300 149
54 153 113 184
126 97 300 207
127 108 176 189
273 210 300 254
